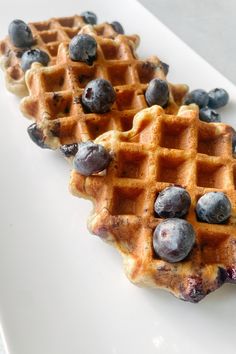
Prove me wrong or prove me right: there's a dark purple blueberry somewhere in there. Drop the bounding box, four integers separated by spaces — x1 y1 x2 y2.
8 19 34 48
110 21 124 34
208 88 229 109
60 143 78 158
145 78 169 107
154 186 191 218
184 89 209 108
180 276 205 303
21 49 49 72
199 107 221 123
160 61 169 76
196 192 231 224
27 123 50 149
69 34 97 65
82 78 116 113
81 11 97 25
153 218 196 263
74 141 111 176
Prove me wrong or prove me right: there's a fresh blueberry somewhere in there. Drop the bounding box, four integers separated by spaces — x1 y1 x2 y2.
69 34 97 65
154 186 191 218
160 61 169 76
145 78 169 107
21 49 49 72
74 141 111 176
8 19 34 48
184 89 209 108
27 123 50 149
153 218 196 263
81 11 97 25
208 88 229 109
110 21 124 34
196 192 231 224
60 143 78 158
82 78 116 113
199 107 221 123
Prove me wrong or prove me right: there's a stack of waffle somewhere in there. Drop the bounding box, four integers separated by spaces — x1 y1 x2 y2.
1 13 235 302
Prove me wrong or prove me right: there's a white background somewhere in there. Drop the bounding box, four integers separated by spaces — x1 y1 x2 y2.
140 0 236 84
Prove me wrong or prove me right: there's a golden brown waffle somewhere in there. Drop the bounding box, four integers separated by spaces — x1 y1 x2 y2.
0 16 139 96
70 105 236 302
20 24 188 149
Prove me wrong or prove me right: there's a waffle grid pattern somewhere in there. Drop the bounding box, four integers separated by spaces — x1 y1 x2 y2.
71 105 236 301
20 25 186 148
0 16 137 95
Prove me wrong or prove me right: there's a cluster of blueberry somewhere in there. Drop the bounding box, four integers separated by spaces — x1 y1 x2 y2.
60 18 124 115
184 88 229 123
66 37 169 154
70 34 118 114
152 186 231 263
60 33 232 158
7 11 123 73
69 30 229 126
8 13 233 158
8 19 49 71
58 30 170 158
68 32 169 114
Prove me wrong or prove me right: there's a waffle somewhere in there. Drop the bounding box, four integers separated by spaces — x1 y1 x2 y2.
70 104 236 302
20 24 188 149
0 16 139 96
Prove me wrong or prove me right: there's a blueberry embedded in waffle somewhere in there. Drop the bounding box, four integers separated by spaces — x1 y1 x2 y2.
70 104 236 302
0 16 139 96
20 24 188 149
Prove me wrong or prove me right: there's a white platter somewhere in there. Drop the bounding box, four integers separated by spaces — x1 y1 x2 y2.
0 0 236 353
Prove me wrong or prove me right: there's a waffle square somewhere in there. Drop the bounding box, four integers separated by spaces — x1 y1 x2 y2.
70 105 236 302
20 24 188 148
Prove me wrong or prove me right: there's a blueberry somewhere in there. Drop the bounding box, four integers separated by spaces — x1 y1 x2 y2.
154 186 191 218
81 11 97 25
184 89 209 108
199 107 221 123
82 79 116 113
74 141 111 176
153 218 196 263
196 192 231 224
145 78 169 107
110 21 124 34
27 123 50 149
8 19 34 48
208 88 229 109
160 61 169 76
69 34 97 65
60 143 78 158
21 49 49 72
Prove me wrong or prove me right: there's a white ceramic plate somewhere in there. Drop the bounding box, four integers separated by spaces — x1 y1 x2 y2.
0 1 236 353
